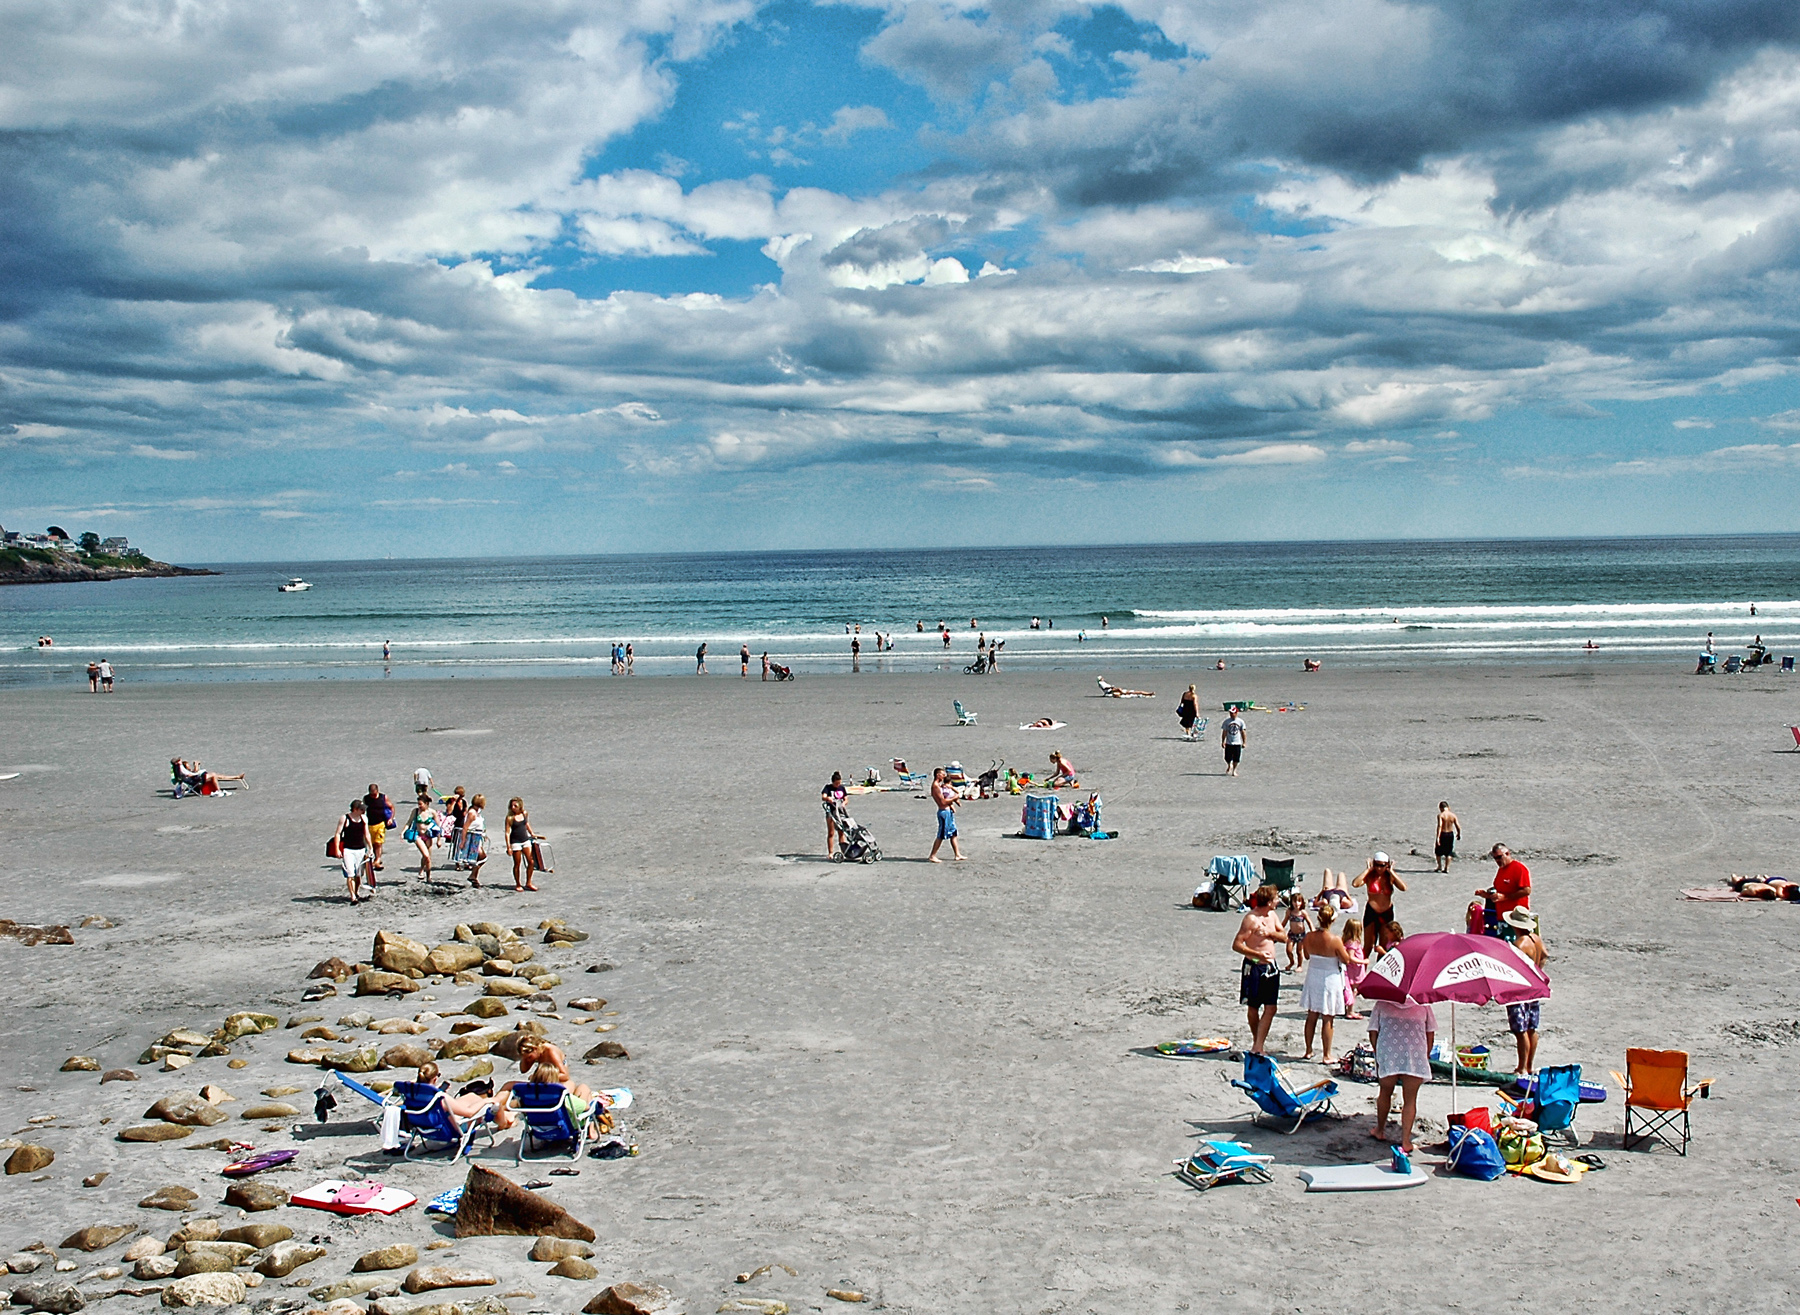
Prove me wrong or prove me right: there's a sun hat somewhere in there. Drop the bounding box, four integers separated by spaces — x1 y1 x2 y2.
1373 851 1390 865
1502 907 1538 932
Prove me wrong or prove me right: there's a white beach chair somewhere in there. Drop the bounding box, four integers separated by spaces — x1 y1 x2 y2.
954 700 978 726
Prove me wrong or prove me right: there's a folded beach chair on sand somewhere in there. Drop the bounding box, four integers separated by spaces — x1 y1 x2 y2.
1527 1064 1584 1148
1174 1138 1275 1191
1228 1053 1339 1133
954 700 978 726
1612 1049 1711 1156
510 1082 587 1162
391 1081 496 1161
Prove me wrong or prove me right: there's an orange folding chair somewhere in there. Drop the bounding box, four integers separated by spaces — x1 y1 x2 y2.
1611 1048 1711 1156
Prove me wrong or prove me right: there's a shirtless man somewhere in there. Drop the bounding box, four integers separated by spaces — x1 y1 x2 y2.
928 768 964 862
1351 852 1408 955
1232 888 1286 1053
1434 801 1461 873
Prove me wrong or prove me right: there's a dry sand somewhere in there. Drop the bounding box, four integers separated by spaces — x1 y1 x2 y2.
1 665 1797 1312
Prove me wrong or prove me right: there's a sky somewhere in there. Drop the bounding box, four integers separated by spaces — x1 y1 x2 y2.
4 0 1800 560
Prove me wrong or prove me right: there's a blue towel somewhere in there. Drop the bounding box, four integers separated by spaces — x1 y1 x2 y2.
424 1186 462 1215
1208 855 1255 883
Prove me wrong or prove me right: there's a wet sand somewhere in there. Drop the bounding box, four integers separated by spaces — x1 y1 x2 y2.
1 664 1796 1312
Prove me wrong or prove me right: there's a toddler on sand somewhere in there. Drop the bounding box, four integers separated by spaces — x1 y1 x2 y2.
1283 891 1312 970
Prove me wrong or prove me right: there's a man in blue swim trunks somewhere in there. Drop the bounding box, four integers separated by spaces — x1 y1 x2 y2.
928 768 964 863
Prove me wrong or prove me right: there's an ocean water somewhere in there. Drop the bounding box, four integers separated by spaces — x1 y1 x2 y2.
2 536 1794 686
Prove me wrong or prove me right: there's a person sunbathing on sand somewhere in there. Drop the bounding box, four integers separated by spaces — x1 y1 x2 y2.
1047 750 1079 787
503 1035 593 1102
416 1061 512 1130
171 757 245 794
1313 868 1354 912
1023 717 1057 729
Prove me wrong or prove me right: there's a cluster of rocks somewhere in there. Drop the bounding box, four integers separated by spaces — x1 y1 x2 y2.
299 921 588 1006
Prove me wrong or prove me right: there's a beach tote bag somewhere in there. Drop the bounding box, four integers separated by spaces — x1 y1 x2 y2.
1445 1127 1506 1180
326 835 342 859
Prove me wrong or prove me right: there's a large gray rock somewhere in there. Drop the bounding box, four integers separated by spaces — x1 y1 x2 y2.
353 1245 418 1273
223 1181 288 1212
583 1284 675 1315
6 1252 49 1274
5 1145 55 1174
121 1238 165 1263
253 1242 327 1278
237 1104 299 1121
144 1095 227 1128
117 1124 192 1143
10 1279 86 1313
309 1276 396 1302
372 932 430 976
133 1255 181 1280
400 1267 496 1294
427 944 484 975
454 1165 593 1241
547 1257 597 1280
160 1273 247 1307
218 1225 290 1249
59 1225 135 1252
527 1238 593 1262
138 1186 199 1211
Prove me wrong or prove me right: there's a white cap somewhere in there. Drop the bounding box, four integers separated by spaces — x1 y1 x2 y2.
1373 851 1391 864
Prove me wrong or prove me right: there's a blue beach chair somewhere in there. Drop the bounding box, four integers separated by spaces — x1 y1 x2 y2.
954 700 978 726
1228 1053 1339 1134
1174 1138 1276 1191
510 1082 587 1163
1530 1064 1584 1148
392 1081 496 1161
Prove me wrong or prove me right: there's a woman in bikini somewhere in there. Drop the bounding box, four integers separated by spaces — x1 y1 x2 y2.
414 1061 513 1131
505 797 542 892
406 792 439 881
1351 852 1407 955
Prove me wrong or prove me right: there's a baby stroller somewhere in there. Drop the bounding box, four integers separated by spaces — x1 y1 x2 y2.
770 661 795 681
823 796 881 864
964 650 994 675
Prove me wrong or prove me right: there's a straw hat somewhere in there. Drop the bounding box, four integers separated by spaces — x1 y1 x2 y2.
1502 907 1539 932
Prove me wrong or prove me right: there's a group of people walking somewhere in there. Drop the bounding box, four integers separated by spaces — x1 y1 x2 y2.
331 772 548 902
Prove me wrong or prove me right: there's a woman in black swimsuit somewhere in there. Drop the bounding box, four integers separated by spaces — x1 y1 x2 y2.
505 797 541 892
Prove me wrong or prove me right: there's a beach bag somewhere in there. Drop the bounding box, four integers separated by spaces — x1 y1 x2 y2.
326 836 342 859
401 820 418 844
1445 1127 1506 1180
1448 1107 1493 1135
1499 1128 1547 1170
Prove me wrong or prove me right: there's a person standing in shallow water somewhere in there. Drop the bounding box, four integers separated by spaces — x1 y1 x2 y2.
696 643 707 674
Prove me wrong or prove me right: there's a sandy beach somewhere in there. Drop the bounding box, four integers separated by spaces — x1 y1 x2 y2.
2 664 1797 1312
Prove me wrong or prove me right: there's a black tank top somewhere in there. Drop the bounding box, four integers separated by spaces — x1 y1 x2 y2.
509 816 530 843
342 817 369 848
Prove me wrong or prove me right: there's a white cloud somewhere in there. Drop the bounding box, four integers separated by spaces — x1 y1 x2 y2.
130 444 198 460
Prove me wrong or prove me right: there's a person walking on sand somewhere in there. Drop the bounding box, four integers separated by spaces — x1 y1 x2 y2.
1301 904 1352 1061
1220 705 1248 775
740 643 750 678
1178 684 1199 740
462 793 488 886
98 658 114 692
505 796 542 891
87 661 100 693
1232 887 1285 1054
1434 801 1461 873
1503 907 1548 1074
363 783 394 873
821 771 847 857
928 767 964 862
335 799 374 903
1351 852 1407 955
406 792 439 881
696 643 708 674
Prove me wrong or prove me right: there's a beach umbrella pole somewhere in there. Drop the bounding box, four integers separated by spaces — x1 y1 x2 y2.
1449 1002 1458 1116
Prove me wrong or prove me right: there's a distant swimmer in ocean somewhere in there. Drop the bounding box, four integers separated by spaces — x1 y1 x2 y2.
1583 640 1598 652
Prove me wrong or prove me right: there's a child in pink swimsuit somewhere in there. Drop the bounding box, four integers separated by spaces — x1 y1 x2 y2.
1341 918 1367 1019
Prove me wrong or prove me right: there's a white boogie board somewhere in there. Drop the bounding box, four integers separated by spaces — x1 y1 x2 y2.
1297 1163 1429 1192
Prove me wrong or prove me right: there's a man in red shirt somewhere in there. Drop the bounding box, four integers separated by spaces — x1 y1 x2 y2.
1486 843 1531 915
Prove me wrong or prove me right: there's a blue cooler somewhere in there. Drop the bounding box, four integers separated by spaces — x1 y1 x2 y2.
1022 793 1058 840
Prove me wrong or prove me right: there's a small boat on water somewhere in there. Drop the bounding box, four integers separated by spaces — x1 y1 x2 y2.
278 577 312 592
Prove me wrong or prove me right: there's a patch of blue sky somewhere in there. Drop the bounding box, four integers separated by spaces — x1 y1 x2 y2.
1044 4 1188 102
523 238 781 300
591 1 936 200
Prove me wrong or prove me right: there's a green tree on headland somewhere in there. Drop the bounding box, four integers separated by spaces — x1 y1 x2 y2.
79 531 101 554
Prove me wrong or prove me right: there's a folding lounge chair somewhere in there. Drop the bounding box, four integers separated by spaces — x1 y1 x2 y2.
1174 1138 1275 1191
1724 655 1743 673
954 700 978 726
891 759 930 788
1611 1048 1711 1156
1228 1052 1339 1134
510 1082 587 1162
1783 656 1795 674
391 1080 496 1161
1261 857 1299 892
1529 1064 1584 1148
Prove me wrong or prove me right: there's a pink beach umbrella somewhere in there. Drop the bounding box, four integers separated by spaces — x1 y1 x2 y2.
1357 932 1552 1111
